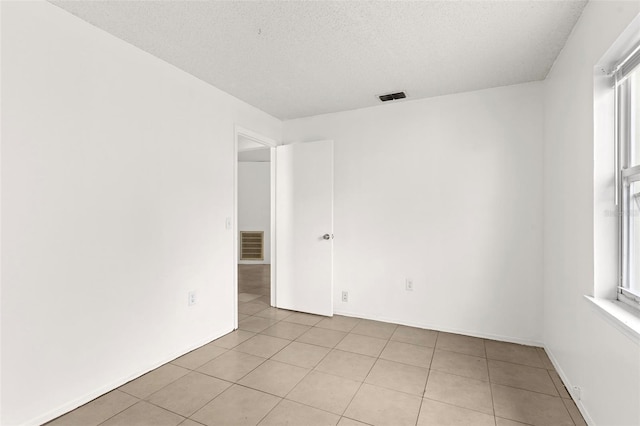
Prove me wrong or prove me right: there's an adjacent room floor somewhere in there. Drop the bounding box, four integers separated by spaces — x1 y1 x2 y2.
238 264 271 300
47 266 586 426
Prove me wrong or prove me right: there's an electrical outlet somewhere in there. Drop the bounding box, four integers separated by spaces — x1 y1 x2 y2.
572 386 582 401
225 217 232 230
405 278 414 291
188 291 197 306
342 291 348 302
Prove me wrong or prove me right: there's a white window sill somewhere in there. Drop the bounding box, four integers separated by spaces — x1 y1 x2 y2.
585 295 640 345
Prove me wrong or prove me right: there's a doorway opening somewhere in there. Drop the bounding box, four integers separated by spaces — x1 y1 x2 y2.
234 127 277 329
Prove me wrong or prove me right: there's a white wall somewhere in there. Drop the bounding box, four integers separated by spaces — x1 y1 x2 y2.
238 161 271 264
0 2 281 425
543 2 640 425
283 82 544 345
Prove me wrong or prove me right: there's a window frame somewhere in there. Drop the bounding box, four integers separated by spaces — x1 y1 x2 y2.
615 48 640 310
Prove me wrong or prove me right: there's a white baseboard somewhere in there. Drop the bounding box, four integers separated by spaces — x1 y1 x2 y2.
27 326 234 426
543 346 595 426
333 309 544 347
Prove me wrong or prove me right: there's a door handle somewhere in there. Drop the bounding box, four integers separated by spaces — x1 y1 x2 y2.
323 234 333 240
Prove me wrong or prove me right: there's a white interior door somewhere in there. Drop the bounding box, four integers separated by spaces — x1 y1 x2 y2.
275 140 333 316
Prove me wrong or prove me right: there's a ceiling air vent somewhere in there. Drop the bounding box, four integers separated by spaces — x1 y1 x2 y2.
378 91 406 102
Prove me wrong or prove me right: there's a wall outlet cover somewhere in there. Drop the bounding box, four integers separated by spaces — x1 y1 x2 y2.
405 278 414 291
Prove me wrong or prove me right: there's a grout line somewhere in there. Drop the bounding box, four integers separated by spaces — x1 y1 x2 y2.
279 397 344 419
230 382 291 402
414 367 430 426
46 392 140 426
421 396 501 419
142 375 236 417
117 364 192 400
490 381 574 398
93 400 142 426
98 400 186 426
343 334 399 420
486 356 549 370
427 369 492 385
483 338 497 421
182 418 206 426
250 390 283 425
433 346 487 359
493 417 535 426
339 415 376 426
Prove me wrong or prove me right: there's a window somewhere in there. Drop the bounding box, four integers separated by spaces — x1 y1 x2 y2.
615 44 640 309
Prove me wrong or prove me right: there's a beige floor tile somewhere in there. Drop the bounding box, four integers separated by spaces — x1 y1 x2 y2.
344 383 422 426
488 360 557 396
548 370 571 398
435 333 485 358
297 327 348 348
365 358 428 395
485 340 543 368
351 319 397 339
238 314 250 321
424 370 493 415
233 334 291 358
316 315 361 332
146 372 230 417
197 350 265 382
239 302 270 315
261 321 310 340
283 312 324 326
238 359 309 397
211 329 256 349
337 418 369 426
495 418 530 426
335 333 388 357
271 341 331 369
171 343 227 370
119 364 190 399
287 370 361 415
431 349 489 381
536 347 555 370
492 383 574 425
238 316 279 333
254 307 293 321
315 349 377 381
258 399 340 426
46 390 138 426
239 293 262 303
240 286 266 295
379 340 433 368
178 419 204 426
254 295 271 305
100 401 184 426
391 325 438 347
418 398 495 426
562 398 587 426
191 384 281 426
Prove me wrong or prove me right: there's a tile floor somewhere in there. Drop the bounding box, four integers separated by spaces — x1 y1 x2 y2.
47 265 586 426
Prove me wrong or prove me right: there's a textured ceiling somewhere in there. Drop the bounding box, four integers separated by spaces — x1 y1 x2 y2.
51 0 587 120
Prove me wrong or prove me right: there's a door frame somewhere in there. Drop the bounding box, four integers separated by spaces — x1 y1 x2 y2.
233 125 278 329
